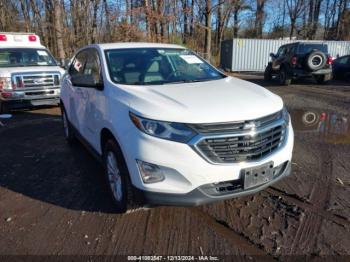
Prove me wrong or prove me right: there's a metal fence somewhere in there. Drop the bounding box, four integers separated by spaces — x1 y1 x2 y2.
220 38 350 72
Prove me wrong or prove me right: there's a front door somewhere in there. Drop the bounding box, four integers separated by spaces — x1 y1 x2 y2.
272 46 287 70
67 50 88 133
79 49 105 150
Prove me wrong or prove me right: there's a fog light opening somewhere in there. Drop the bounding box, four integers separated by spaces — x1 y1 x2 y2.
136 160 165 184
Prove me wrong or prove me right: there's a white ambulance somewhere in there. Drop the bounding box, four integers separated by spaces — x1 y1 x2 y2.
0 32 65 113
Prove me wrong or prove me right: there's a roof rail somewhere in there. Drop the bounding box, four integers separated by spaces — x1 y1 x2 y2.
0 32 36 35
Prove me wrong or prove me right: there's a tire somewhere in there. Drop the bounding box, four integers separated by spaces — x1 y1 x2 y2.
306 51 327 71
61 106 76 144
264 64 272 81
315 74 331 84
279 67 291 86
103 139 130 213
0 102 9 114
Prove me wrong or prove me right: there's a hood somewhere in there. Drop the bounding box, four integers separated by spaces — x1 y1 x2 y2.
121 76 284 124
0 66 65 77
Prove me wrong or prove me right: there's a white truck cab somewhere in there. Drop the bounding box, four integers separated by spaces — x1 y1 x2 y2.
0 32 65 113
60 43 294 213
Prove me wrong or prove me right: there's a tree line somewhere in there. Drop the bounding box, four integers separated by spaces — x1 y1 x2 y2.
0 0 349 63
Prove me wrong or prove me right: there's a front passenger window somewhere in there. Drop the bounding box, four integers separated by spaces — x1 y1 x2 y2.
70 49 103 88
82 50 103 87
69 52 86 77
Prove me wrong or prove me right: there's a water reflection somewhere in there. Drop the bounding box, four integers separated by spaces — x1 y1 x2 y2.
290 109 350 144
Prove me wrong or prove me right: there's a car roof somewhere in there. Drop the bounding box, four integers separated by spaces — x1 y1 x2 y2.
88 42 186 50
280 42 328 49
295 42 326 45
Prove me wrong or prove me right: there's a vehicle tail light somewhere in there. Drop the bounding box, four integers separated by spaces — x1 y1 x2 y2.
327 56 334 65
291 56 297 65
28 35 37 42
0 34 7 41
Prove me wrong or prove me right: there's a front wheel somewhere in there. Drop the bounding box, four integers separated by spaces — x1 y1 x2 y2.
61 106 76 144
103 139 129 213
0 102 9 114
264 64 272 81
279 68 291 86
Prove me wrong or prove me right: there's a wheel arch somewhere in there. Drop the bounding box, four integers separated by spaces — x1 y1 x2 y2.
100 127 118 152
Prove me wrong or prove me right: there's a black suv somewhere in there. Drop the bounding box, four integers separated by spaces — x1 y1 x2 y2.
264 42 333 85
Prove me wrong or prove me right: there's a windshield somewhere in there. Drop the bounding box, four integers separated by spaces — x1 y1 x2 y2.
0 48 57 67
298 44 328 54
105 48 225 85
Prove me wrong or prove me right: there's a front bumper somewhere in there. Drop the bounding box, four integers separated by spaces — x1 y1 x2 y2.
121 117 294 203
0 89 60 110
139 161 291 206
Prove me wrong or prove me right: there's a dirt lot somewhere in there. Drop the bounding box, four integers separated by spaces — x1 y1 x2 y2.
1 75 350 261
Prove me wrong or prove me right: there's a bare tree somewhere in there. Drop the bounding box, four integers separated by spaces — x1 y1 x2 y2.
286 0 306 39
306 0 322 39
53 0 65 63
255 0 267 38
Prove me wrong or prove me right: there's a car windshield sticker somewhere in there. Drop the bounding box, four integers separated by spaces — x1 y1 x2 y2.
179 55 203 64
37 50 48 56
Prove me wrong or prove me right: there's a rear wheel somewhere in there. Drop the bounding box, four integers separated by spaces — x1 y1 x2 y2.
279 67 291 86
315 74 331 84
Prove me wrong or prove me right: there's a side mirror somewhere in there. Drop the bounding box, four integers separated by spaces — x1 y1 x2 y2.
71 74 104 90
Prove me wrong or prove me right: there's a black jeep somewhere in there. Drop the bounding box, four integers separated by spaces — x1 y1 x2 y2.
264 42 333 85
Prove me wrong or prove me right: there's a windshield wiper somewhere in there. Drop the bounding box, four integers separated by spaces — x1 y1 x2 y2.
167 79 217 84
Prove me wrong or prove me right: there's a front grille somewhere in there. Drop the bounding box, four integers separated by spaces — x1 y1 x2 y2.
12 73 60 90
189 111 282 134
191 111 287 164
25 90 55 96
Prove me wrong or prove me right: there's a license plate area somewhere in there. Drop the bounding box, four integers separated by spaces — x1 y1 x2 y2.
243 161 274 189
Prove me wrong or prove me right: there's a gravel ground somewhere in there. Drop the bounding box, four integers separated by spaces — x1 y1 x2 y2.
0 75 349 261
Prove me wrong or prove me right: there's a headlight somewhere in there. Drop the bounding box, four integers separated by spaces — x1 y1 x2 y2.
0 77 12 91
129 112 197 143
282 106 290 124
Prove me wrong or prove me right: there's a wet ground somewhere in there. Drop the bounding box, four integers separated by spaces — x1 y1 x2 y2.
0 75 350 261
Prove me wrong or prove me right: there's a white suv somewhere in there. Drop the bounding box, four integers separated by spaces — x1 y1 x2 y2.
60 43 294 213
